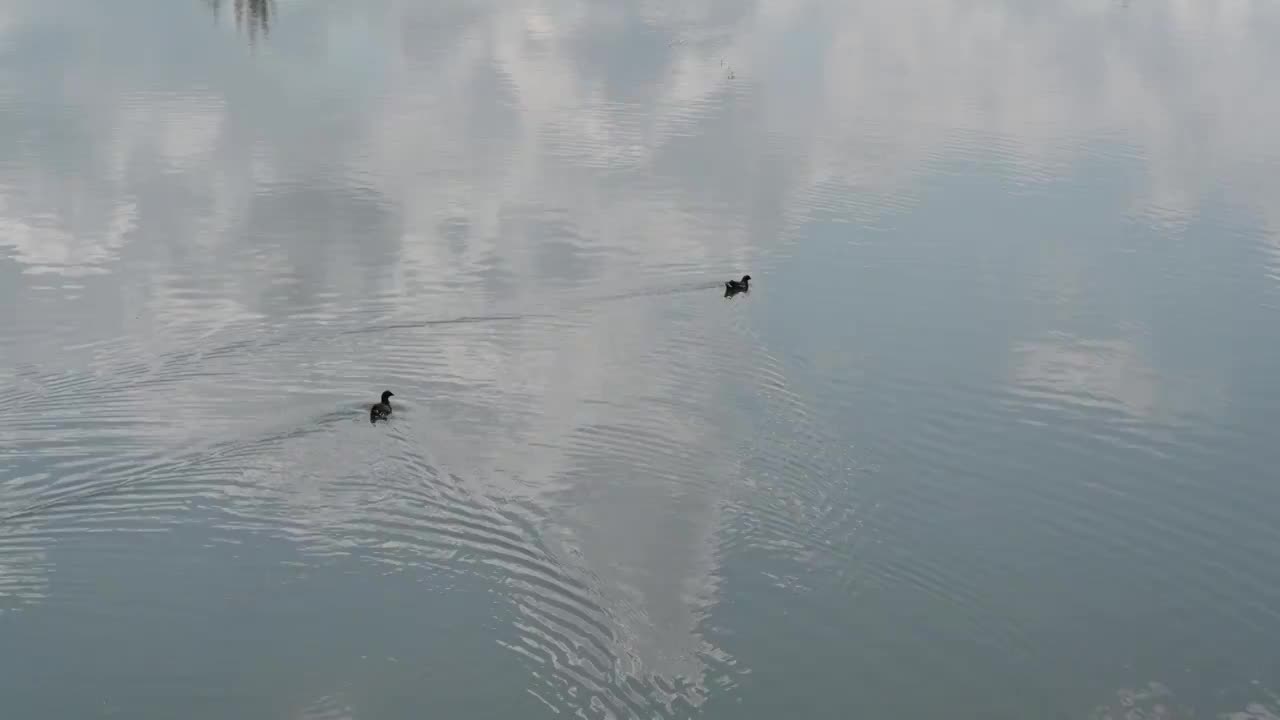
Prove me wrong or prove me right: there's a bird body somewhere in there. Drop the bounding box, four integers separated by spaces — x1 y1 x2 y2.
724 274 752 295
370 390 394 424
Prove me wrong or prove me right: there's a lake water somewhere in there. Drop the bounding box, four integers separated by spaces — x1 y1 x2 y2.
2 0 1280 717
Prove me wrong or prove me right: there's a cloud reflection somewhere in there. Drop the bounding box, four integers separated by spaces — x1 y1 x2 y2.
0 0 1278 713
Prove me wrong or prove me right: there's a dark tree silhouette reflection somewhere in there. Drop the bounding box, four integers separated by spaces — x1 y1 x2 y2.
206 0 275 45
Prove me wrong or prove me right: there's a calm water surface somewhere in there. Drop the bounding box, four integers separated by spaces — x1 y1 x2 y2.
3 0 1280 717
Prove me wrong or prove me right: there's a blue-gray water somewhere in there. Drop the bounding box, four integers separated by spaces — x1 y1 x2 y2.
2 0 1280 717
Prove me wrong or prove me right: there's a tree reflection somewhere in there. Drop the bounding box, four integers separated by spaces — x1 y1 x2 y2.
206 0 275 45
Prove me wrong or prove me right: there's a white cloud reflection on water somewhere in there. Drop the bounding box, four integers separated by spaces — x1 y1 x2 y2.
0 0 1279 715
3 0 1278 281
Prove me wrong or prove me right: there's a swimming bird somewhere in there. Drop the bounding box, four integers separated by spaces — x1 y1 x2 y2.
724 275 751 296
370 390 394 424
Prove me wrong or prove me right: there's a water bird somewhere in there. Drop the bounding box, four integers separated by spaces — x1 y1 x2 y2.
370 390 394 424
724 275 751 296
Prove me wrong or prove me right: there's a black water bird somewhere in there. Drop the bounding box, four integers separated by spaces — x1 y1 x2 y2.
724 275 751 296
370 390 394 424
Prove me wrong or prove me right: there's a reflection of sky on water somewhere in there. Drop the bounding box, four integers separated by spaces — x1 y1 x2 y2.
1 0 1278 285
0 545 48 613
1 0 1279 714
